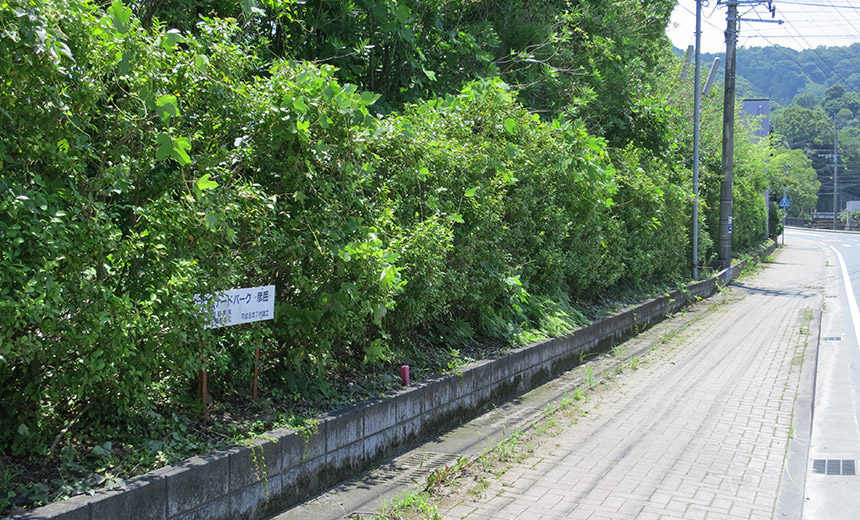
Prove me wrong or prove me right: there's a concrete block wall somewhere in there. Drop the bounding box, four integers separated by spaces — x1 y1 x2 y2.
11 241 775 520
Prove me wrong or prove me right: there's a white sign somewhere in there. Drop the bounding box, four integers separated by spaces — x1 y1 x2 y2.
847 201 860 212
194 285 275 328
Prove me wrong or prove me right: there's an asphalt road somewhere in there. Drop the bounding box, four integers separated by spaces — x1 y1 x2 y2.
786 228 860 519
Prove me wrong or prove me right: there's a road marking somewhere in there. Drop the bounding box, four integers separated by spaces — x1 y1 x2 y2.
831 247 860 350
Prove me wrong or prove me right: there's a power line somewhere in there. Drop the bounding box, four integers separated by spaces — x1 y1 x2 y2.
773 5 855 86
742 34 855 38
733 0 860 51
823 0 860 39
678 2 727 50
777 1 860 10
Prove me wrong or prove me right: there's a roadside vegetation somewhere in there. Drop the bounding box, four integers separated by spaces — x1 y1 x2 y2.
0 0 811 513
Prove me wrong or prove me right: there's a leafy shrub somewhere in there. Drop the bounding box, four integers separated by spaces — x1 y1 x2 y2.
610 146 690 286
0 0 274 455
0 0 772 478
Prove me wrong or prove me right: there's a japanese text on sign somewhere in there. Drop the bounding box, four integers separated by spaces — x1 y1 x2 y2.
194 285 275 328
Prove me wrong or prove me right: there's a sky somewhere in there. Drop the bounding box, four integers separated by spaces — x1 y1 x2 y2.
668 0 860 55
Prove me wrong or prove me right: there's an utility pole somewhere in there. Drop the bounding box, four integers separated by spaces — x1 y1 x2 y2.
833 118 839 229
717 0 778 269
692 0 702 280
782 163 789 245
718 0 739 270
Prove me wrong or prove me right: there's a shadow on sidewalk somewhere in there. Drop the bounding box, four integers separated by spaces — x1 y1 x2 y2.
731 282 818 300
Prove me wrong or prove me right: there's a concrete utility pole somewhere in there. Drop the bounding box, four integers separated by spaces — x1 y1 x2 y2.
717 0 778 269
718 0 739 270
833 119 839 229
692 0 702 280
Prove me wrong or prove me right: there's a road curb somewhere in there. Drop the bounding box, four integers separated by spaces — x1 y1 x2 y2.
775 306 820 519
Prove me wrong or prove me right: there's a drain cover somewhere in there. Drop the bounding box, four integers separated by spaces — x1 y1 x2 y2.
813 459 856 476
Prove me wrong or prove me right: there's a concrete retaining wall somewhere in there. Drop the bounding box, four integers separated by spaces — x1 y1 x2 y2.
12 241 776 520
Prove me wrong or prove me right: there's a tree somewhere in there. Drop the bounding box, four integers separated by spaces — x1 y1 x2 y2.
793 92 818 109
767 148 820 218
772 105 830 149
821 84 860 120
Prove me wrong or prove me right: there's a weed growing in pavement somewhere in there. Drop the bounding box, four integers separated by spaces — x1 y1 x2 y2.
424 455 470 492
540 402 559 420
629 357 640 370
494 431 524 463
469 478 489 496
525 443 537 454
740 257 765 277
579 349 598 363
371 489 441 520
384 386 593 517
559 395 576 409
534 419 557 436
584 366 596 389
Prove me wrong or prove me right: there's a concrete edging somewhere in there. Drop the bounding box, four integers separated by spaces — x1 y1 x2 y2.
11 241 777 520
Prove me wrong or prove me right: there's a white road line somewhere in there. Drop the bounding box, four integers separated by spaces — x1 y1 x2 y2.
832 247 860 349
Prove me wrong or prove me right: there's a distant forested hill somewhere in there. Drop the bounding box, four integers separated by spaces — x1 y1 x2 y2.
678 43 860 106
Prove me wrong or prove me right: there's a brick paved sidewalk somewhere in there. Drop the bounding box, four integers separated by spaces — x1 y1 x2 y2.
438 244 824 520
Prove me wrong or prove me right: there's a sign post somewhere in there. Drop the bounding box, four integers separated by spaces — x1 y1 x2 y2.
779 190 790 245
194 285 276 407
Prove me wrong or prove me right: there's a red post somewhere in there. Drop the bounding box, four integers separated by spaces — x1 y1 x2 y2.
400 365 410 386
252 347 260 400
198 366 208 419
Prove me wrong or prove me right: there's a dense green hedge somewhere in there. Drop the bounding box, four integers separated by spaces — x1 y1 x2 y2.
1 0 771 471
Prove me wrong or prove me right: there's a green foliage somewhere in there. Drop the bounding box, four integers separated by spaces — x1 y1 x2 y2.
0 0 273 457
716 43 860 106
135 0 677 154
772 105 831 149
610 146 690 286
1 0 777 511
771 81 860 212
668 51 772 265
729 123 770 252
767 149 820 218
367 79 621 344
